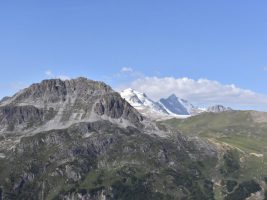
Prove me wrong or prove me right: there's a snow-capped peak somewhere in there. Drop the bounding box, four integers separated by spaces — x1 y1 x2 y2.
120 89 232 120
120 88 169 119
159 94 195 115
120 88 149 107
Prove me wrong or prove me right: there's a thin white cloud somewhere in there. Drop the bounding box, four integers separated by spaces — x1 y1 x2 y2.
119 76 267 111
106 67 144 81
45 70 53 77
57 75 71 80
121 67 133 73
45 70 70 80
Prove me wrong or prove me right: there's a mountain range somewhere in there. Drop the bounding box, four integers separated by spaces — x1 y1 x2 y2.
0 78 265 200
120 88 232 120
0 78 217 199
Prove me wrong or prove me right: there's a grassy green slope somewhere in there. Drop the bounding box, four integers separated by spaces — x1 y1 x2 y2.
159 111 267 199
161 111 267 153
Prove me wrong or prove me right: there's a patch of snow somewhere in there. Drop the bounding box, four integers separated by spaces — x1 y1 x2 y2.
120 88 170 119
121 88 167 113
0 153 6 158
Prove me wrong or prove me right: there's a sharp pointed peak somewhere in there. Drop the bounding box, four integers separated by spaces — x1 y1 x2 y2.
167 94 179 100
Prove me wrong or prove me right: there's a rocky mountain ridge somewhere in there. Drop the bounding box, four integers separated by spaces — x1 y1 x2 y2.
0 78 262 200
0 78 144 135
0 77 220 200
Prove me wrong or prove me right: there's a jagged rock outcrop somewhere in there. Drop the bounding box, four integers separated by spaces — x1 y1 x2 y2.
207 105 232 113
0 78 143 135
94 93 143 128
0 105 56 132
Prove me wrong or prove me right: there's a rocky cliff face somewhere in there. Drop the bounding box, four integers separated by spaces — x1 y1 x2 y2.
0 105 52 132
94 93 143 128
0 78 143 135
0 78 219 200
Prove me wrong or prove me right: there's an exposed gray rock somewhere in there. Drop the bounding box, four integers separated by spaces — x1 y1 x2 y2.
0 105 55 133
0 77 143 135
94 93 143 128
207 105 232 113
63 189 111 200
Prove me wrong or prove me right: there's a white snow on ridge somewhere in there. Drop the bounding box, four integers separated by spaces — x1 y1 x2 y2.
120 88 192 120
159 104 191 118
178 98 195 114
120 88 170 119
120 88 232 120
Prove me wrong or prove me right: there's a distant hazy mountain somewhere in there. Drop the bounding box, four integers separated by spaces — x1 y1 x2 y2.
207 105 232 113
159 94 194 115
120 88 169 119
120 89 232 119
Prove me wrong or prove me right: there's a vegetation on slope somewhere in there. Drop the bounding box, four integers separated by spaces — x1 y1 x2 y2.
159 111 267 199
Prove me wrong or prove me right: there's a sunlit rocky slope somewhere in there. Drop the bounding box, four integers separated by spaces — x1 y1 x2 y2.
0 78 218 200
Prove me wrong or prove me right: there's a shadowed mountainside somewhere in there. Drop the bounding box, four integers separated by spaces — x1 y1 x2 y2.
0 78 218 200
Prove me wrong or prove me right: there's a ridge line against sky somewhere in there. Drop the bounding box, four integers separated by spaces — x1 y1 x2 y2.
113 67 267 111
0 67 266 112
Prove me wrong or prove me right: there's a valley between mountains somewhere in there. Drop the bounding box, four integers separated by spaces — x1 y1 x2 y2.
0 77 266 200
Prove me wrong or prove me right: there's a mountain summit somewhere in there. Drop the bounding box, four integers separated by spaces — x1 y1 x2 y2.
120 89 195 119
159 94 194 115
0 78 143 134
120 88 169 119
0 78 218 199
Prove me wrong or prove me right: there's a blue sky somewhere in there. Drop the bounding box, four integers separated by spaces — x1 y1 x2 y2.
0 1 267 110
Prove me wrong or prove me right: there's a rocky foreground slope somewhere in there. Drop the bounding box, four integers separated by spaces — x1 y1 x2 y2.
0 78 219 200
